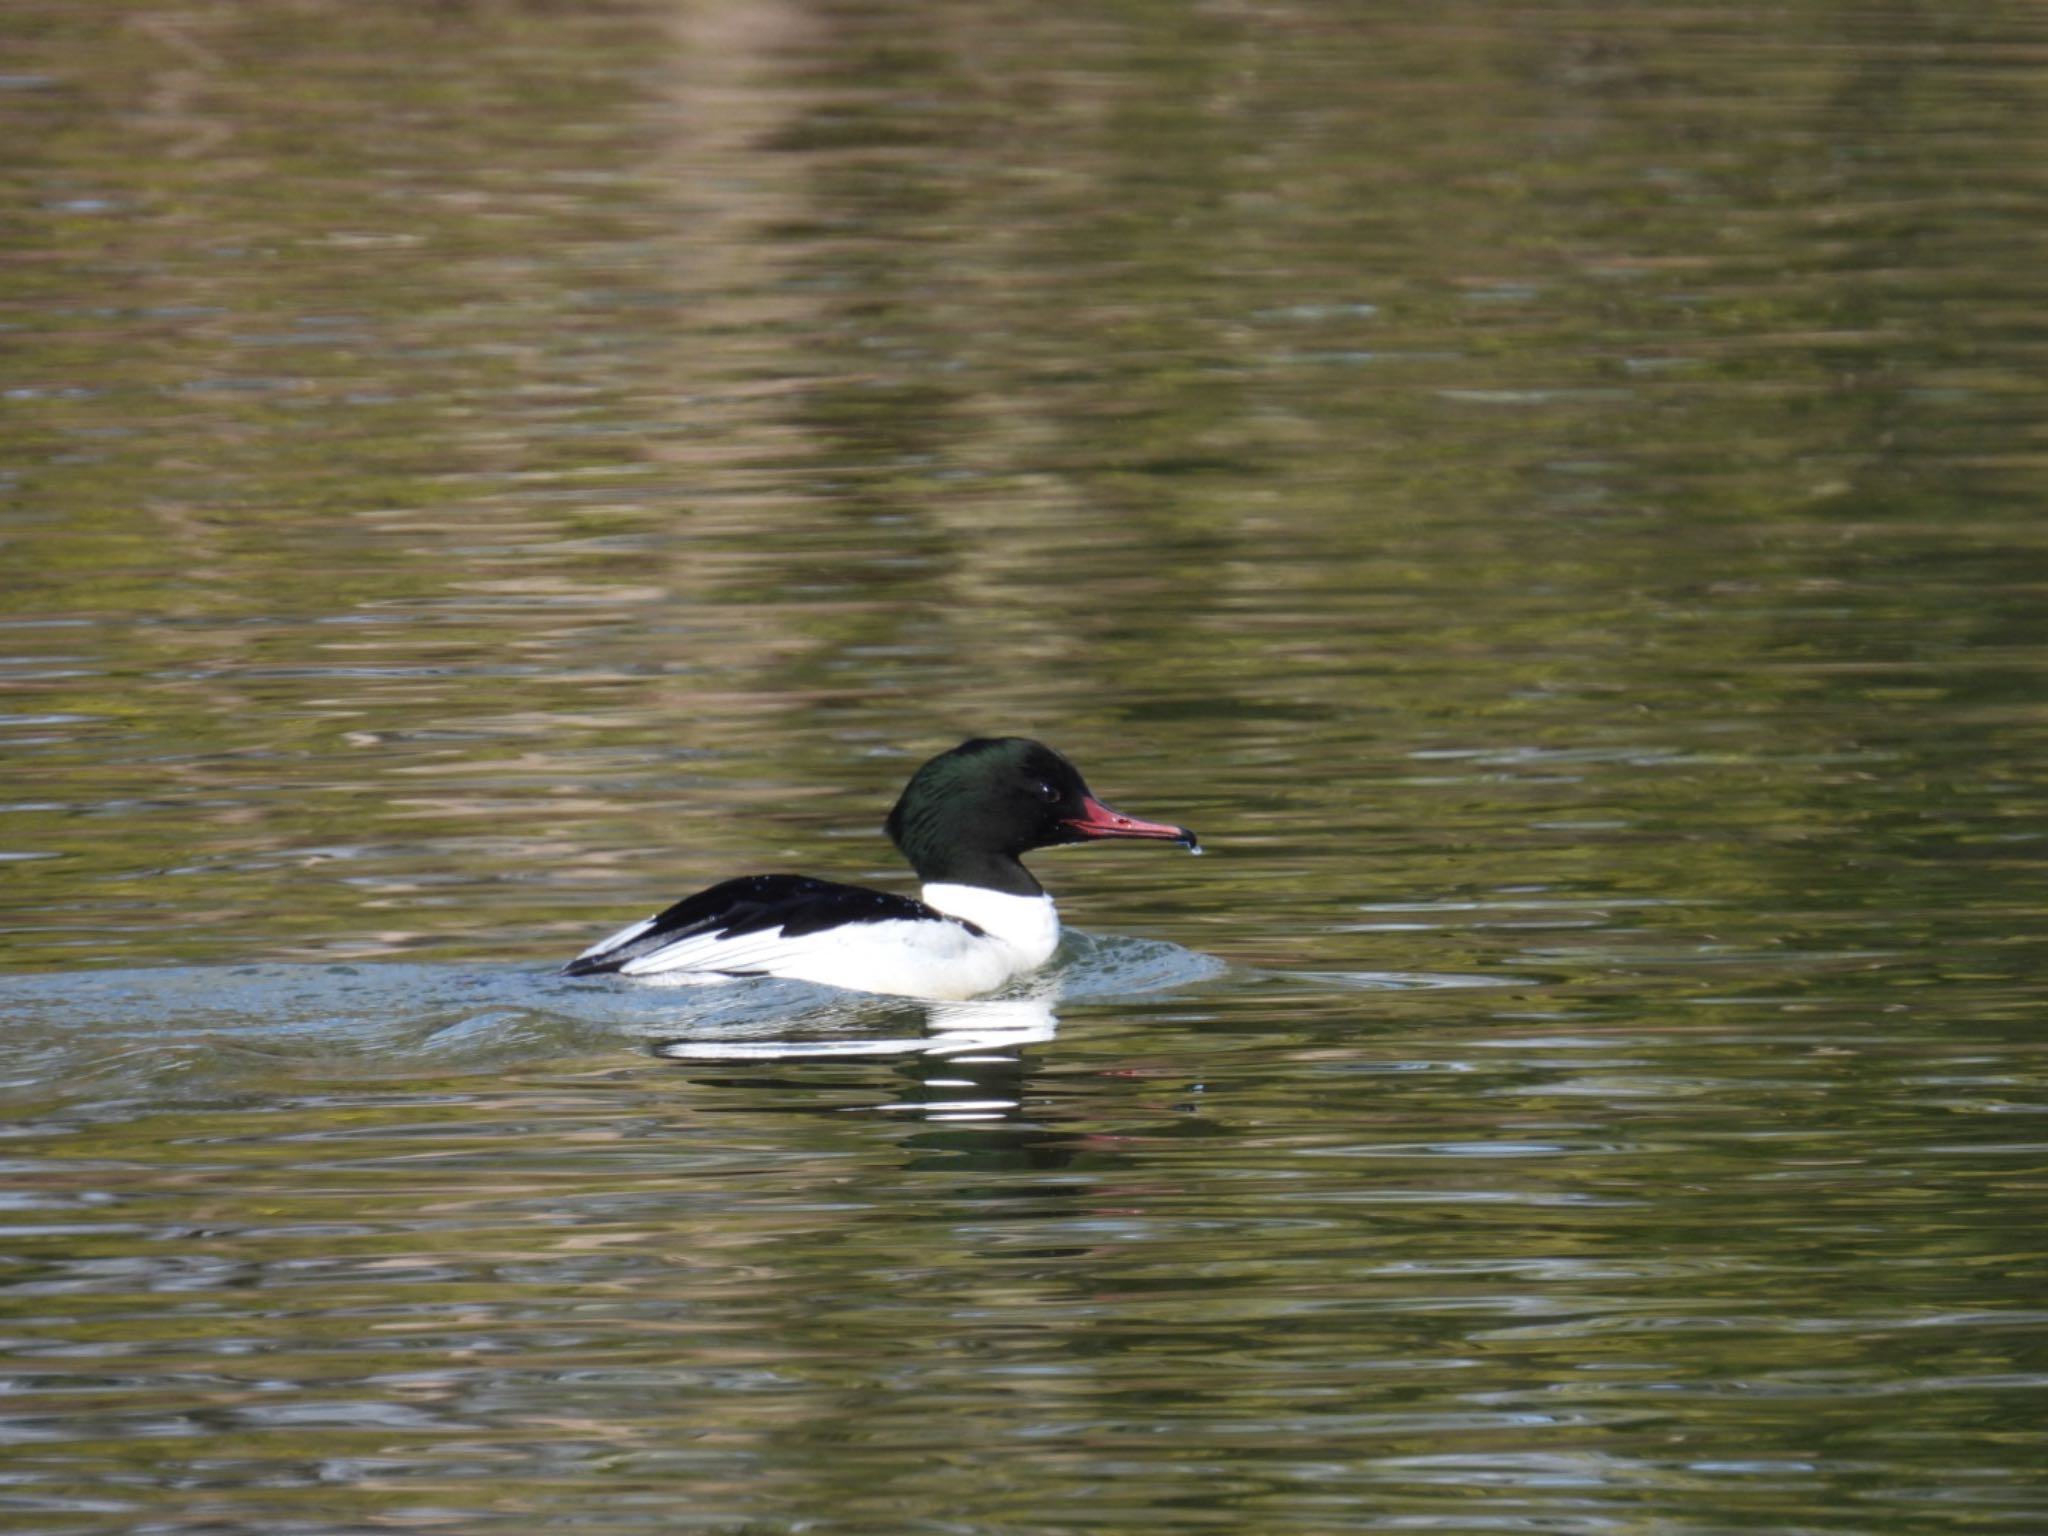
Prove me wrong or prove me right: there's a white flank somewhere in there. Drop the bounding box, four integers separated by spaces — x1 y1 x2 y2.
590 886 1061 1001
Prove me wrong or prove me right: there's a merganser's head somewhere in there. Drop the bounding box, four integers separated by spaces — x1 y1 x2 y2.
885 737 1199 893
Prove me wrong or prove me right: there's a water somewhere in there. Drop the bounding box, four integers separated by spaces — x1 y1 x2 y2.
5 1 2047 1531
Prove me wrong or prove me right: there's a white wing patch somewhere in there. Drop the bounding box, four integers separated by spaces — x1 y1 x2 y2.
574 913 658 962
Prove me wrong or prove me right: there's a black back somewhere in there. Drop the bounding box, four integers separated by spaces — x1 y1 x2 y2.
561 874 977 977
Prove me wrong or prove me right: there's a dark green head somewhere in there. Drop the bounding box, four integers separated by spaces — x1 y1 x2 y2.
884 737 1198 895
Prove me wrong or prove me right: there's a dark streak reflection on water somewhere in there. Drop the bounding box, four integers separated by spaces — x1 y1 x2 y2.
1 950 2040 1534
2 931 2044 1532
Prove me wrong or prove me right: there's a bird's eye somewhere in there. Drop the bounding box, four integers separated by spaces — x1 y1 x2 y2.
1034 781 1061 803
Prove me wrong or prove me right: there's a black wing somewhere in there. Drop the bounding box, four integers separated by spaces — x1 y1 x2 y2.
562 874 973 977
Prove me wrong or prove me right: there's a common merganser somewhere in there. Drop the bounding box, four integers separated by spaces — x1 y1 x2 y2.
562 737 1199 1001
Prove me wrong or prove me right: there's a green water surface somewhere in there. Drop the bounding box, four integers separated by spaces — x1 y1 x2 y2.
3 2 2045 1532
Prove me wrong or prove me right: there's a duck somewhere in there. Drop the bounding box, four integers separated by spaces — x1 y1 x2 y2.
562 736 1199 1001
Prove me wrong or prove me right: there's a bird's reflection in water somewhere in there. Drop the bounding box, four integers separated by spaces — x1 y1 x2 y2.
655 990 1060 1128
638 933 1219 1134
655 992 1056 1064
645 942 1215 1170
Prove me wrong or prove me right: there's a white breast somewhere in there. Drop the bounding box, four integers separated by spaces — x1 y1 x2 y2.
920 884 1061 972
